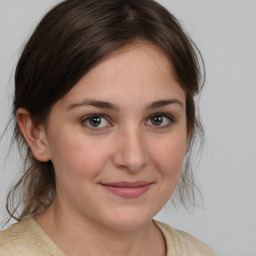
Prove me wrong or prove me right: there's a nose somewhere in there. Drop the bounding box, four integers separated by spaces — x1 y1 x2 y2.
112 127 148 173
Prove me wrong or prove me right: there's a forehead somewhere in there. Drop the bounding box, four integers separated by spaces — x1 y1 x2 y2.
85 42 176 85
59 42 185 107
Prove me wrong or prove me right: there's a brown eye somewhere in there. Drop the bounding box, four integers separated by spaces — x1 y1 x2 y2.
89 116 102 127
82 114 109 129
146 113 174 128
151 116 163 126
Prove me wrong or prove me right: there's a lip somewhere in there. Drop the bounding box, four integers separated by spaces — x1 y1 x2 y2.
100 181 153 198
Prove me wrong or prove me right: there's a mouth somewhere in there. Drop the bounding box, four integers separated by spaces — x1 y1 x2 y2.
100 181 153 198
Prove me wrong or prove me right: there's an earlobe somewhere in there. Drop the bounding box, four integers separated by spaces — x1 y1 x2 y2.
16 108 51 162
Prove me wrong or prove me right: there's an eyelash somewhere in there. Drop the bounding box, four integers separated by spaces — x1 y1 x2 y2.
81 114 111 131
147 113 175 129
81 112 175 131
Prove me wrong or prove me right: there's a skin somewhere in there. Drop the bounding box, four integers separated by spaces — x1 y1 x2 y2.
17 42 190 256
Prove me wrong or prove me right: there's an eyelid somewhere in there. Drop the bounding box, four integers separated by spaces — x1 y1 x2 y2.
81 113 112 130
146 112 176 128
151 112 175 121
81 113 106 120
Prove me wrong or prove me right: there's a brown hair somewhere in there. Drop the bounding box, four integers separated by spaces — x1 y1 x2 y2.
7 0 204 221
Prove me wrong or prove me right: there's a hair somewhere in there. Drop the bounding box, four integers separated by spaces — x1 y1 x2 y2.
6 0 205 222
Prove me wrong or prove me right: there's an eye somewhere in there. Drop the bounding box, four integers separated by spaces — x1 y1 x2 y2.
146 113 174 128
82 114 110 129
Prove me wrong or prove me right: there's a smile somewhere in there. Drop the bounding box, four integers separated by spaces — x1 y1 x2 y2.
100 181 153 198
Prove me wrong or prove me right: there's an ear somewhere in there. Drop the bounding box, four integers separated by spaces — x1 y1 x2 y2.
16 108 51 162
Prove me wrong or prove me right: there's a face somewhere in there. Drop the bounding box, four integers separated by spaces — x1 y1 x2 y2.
42 43 188 230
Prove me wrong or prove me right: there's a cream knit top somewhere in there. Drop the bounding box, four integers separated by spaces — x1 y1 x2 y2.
0 217 217 255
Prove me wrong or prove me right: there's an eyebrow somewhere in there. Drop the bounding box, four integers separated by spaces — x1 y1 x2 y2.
67 99 183 111
67 100 120 111
146 99 184 110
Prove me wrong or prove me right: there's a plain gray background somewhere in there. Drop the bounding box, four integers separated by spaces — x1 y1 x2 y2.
0 1 255 255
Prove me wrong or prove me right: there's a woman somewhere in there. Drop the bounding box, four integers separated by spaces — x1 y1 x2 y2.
0 0 216 255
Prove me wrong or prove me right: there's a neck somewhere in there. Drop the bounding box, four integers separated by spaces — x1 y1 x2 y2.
34 202 166 256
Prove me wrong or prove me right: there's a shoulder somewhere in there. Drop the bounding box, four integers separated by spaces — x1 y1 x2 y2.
154 220 217 256
0 218 54 255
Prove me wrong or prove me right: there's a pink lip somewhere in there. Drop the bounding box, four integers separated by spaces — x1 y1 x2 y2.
100 181 153 198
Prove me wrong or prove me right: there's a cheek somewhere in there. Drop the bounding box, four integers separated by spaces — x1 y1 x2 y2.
149 133 187 177
48 133 112 181
147 132 188 210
